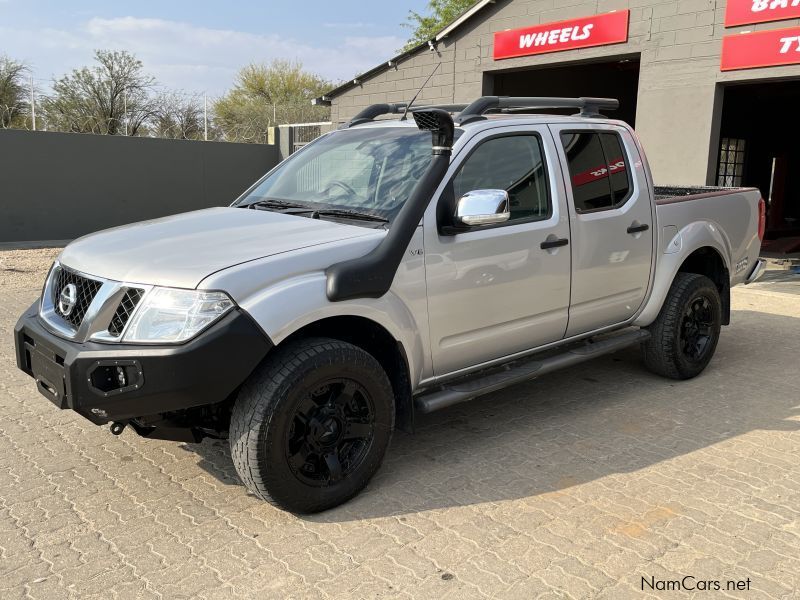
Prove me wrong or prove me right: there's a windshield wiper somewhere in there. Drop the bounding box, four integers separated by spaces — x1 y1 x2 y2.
246 199 309 210
312 208 388 223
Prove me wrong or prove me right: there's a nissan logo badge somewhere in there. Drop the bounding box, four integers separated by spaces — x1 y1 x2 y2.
58 283 78 316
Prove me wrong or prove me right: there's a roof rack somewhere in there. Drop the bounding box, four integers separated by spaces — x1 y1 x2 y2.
342 96 619 129
455 96 619 125
343 103 469 128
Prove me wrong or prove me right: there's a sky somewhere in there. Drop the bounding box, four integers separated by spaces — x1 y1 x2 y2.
1 0 430 97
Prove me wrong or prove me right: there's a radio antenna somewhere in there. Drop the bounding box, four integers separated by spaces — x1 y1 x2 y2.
401 62 441 120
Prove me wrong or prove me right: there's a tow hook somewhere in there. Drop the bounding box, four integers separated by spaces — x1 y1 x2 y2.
110 421 127 436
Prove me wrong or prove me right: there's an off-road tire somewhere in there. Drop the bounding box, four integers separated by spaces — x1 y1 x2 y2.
642 272 722 380
230 337 394 513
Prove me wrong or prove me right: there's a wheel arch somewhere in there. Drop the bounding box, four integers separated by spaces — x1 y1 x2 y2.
635 221 732 327
676 246 730 325
279 315 414 433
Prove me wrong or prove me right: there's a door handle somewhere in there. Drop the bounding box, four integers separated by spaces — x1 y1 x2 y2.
627 223 650 234
540 237 569 250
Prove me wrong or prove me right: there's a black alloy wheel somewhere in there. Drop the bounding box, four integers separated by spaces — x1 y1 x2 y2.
286 378 375 486
642 272 722 380
680 295 714 362
230 337 394 513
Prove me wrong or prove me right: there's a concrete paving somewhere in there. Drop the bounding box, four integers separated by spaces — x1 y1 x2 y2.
1 249 798 599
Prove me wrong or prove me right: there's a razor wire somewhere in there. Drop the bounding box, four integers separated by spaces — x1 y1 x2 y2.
1 97 331 145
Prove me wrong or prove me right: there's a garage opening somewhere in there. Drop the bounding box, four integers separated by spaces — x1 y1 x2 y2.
717 80 800 253
490 56 640 126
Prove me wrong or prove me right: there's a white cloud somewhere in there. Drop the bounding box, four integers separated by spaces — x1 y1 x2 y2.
1 17 405 96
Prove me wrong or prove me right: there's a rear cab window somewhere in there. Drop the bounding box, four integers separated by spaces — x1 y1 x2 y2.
560 130 633 213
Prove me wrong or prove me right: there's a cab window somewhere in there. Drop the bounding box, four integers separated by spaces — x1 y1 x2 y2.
560 131 632 213
452 134 550 222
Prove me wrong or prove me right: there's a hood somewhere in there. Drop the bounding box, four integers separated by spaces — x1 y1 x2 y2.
59 207 377 288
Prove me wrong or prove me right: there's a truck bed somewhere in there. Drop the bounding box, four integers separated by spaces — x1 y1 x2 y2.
654 185 757 204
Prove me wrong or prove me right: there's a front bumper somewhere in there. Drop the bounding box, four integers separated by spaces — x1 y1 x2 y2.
14 301 272 425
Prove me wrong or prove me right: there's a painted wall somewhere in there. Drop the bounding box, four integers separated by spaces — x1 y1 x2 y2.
0 130 278 242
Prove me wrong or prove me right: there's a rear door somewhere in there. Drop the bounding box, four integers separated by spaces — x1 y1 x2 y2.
550 124 654 336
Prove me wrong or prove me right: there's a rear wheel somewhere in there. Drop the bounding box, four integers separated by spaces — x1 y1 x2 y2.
642 273 722 380
230 337 394 513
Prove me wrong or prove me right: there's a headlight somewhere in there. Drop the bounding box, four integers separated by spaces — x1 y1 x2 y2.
122 288 235 343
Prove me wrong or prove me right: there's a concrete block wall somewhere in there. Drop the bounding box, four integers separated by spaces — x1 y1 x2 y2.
329 0 800 186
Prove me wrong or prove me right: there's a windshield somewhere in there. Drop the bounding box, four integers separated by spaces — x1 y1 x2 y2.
236 127 456 220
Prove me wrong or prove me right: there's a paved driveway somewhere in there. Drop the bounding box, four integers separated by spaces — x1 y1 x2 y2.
1 250 799 599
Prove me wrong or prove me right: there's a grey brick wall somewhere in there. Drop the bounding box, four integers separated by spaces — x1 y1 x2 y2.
329 0 800 186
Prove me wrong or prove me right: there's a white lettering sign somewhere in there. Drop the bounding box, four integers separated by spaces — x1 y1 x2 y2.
752 0 800 13
778 35 800 52
519 24 594 49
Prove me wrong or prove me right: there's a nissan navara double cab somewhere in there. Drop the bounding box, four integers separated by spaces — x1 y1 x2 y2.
15 97 766 513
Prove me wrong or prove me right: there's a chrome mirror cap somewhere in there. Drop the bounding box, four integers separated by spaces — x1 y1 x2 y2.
455 189 511 227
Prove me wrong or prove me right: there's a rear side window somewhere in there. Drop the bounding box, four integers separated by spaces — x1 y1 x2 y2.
600 133 631 204
560 131 632 213
452 134 550 222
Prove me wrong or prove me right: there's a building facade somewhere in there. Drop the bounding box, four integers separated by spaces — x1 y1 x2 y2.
319 0 800 246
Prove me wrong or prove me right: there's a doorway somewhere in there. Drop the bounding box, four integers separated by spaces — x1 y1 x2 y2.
717 80 800 250
490 56 641 126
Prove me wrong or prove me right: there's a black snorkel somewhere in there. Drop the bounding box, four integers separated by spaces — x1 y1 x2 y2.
325 109 454 301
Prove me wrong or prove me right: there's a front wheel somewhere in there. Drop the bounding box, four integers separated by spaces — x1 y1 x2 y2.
229 337 394 513
642 272 722 380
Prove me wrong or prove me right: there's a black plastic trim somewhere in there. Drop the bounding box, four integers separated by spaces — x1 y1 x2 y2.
14 301 273 425
540 238 569 249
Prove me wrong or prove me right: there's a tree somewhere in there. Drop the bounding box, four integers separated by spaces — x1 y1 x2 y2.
42 50 156 135
0 55 30 128
403 0 476 50
151 92 206 140
213 60 331 142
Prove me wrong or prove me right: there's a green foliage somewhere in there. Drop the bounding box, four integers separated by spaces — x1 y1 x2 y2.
3 52 334 142
213 60 332 141
0 55 30 128
403 0 476 50
41 50 156 135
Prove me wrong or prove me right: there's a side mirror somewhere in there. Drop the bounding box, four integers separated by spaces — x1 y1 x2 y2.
455 189 510 227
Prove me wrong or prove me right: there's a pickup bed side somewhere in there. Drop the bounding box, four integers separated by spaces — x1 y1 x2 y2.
635 185 763 326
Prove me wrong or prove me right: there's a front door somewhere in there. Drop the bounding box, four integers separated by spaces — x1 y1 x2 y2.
423 126 572 376
551 125 654 337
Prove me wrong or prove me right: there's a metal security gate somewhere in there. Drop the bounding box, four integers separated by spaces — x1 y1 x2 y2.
290 121 333 153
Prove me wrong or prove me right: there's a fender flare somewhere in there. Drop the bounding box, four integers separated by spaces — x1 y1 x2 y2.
634 221 732 327
238 273 427 385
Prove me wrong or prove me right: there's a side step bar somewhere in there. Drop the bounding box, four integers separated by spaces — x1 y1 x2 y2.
415 328 651 414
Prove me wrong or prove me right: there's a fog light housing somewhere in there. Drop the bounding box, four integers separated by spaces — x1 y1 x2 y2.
88 360 143 397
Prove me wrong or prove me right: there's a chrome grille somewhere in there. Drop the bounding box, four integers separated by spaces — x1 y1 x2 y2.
107 288 145 337
52 267 103 329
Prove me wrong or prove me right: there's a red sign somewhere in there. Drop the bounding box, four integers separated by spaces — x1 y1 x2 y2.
725 0 800 27
721 26 800 71
493 11 629 61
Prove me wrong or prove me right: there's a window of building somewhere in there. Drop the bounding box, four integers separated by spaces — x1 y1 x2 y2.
717 138 745 187
560 131 633 213
452 134 550 223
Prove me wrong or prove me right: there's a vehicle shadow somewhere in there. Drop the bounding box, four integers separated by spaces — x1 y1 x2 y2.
188 309 800 521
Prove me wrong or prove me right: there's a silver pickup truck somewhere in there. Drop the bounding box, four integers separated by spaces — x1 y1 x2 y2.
15 96 766 513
